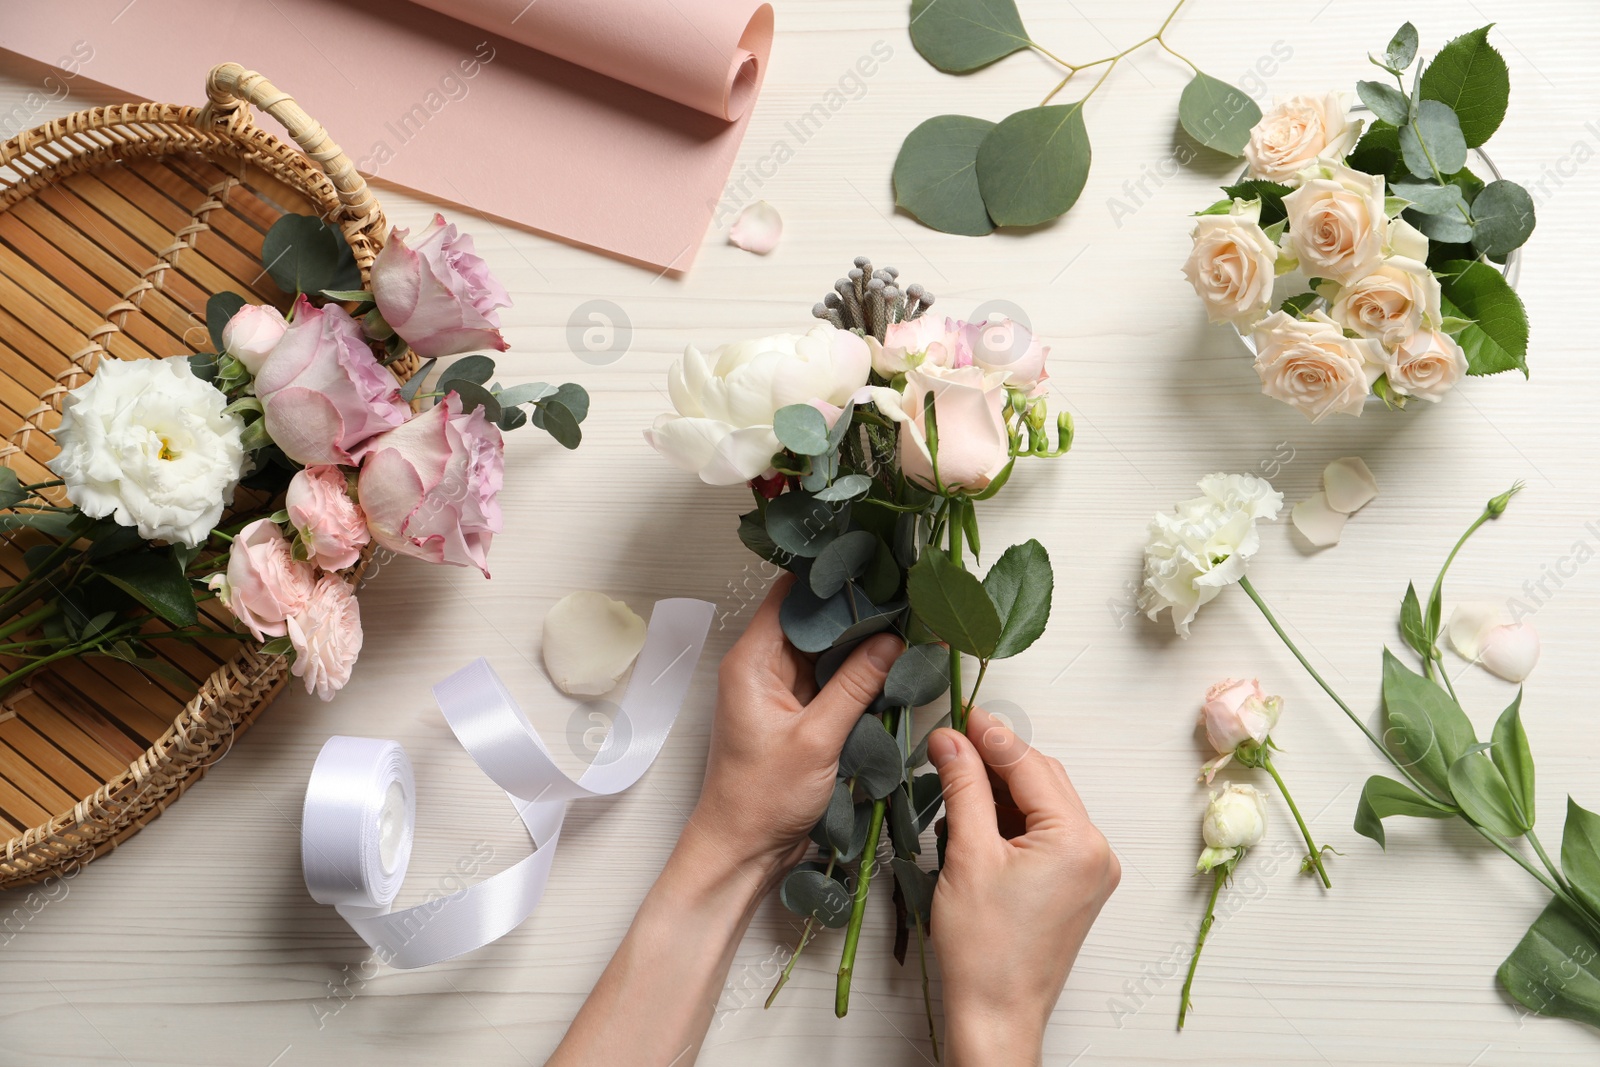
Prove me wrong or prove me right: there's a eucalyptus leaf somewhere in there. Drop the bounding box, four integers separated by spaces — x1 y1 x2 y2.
981 539 1052 660
399 358 437 403
437 354 496 390
1404 206 1475 244
773 404 831 456
1448 751 1524 837
493 382 557 408
1419 25 1509 148
819 778 856 855
779 580 853 653
840 714 905 799
831 595 903 648
907 0 1030 73
814 474 873 503
907 547 1000 658
531 382 590 424
97 552 198 628
206 292 248 355
891 857 937 926
1390 179 1464 217
907 712 952 771
1399 99 1468 178
1470 180 1536 258
1380 22 1419 72
766 490 840 559
1178 72 1261 156
1438 259 1529 377
911 771 944 832
0 468 25 509
888 785 921 857
779 868 853 928
1491 692 1535 829
975 104 1091 228
1381 648 1477 799
1498 899 1600 1030
447 380 501 422
810 530 878 599
1357 80 1411 126
1352 774 1455 849
261 214 345 296
1562 797 1600 919
893 115 997 236
884 642 951 708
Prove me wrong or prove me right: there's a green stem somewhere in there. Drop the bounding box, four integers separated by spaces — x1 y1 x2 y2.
0 538 81 613
947 501 967 733
0 602 59 643
1262 753 1331 888
1526 829 1570 893
914 912 939 1061
1178 868 1225 1030
766 854 836 1010
835 797 886 1017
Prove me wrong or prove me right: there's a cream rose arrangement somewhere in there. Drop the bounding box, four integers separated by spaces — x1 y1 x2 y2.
1182 22 1533 419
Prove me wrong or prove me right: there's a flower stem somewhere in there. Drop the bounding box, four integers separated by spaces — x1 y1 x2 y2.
1526 829 1570 893
0 602 59 643
1178 867 1225 1030
767 852 838 1010
947 500 967 733
914 911 940 1061
835 796 886 1017
1262 753 1331 888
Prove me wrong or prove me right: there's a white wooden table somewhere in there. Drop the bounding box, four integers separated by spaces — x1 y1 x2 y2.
2 1 1597 1062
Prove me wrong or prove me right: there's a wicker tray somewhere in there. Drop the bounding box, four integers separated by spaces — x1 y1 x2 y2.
0 63 412 890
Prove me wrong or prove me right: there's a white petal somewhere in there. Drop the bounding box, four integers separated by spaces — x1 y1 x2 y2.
1323 457 1378 513
1447 601 1501 661
1480 622 1540 682
542 592 648 697
1291 492 1347 547
729 201 783 254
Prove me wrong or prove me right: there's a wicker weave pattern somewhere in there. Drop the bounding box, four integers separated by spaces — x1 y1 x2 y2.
0 65 409 889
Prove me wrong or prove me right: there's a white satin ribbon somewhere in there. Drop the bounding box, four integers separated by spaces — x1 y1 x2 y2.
301 597 714 969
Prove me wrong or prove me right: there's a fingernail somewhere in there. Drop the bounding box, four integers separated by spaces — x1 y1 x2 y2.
866 635 902 672
927 730 957 768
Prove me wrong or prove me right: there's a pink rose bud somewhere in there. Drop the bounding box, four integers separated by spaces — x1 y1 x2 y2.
256 297 410 466
287 574 364 701
286 465 371 571
1198 677 1283 783
370 214 511 359
356 393 505 576
208 519 317 641
968 316 1050 391
221 303 288 375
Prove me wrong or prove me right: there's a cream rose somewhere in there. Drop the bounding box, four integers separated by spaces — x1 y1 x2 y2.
1252 310 1381 421
1244 93 1360 185
1197 782 1269 872
1281 162 1389 284
1384 329 1467 402
1182 199 1281 328
1329 256 1442 348
874 364 1012 492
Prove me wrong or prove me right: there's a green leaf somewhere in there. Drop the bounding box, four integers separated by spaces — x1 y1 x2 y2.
1220 180 1293 226
535 400 582 449
97 552 198 628
0 510 82 538
1491 691 1535 829
1374 22 1419 73
907 547 1001 658
893 115 997 237
888 785 921 857
814 474 873 503
0 468 25 509
773 404 831 456
766 491 839 559
816 778 856 856
810 530 878 599
437 354 496 391
1390 178 1464 217
1419 25 1509 148
206 292 248 355
778 581 852 652
1470 180 1536 258
1438 259 1529 377
1347 120 1401 177
1562 798 1600 918
737 508 787 566
447 381 501 422
910 771 943 831
883 642 951 708
891 857 937 926
779 867 853 928
320 289 372 302
1381 648 1477 798
1280 291 1319 318
975 104 1091 228
1400 99 1468 178
1353 774 1455 849
399 358 436 403
1178 72 1261 156
1399 582 1431 657
840 714 904 799
494 382 556 408
1448 751 1524 837
260 214 345 296
981 539 1052 660
540 383 590 424
1498 899 1600 1030
1405 205 1474 244
1357 80 1411 126
907 0 1030 73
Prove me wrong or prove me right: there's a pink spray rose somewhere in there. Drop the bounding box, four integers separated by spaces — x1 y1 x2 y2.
287 574 363 701
883 364 1012 493
256 297 410 466
209 519 316 641
221 303 288 375
356 393 504 576
964 316 1049 391
1198 678 1283 782
286 465 370 571
370 214 510 359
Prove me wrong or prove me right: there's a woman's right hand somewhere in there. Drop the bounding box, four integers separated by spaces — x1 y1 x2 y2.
928 706 1121 1066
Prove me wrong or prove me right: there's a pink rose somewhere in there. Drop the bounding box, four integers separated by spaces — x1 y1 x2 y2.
371 214 510 358
209 519 316 641
286 465 370 571
875 315 966 376
256 297 410 466
1198 678 1282 782
221 303 287 375
891 364 1012 493
964 316 1049 391
357 393 504 576
287 574 363 701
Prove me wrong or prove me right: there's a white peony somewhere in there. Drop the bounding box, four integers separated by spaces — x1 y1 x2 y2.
645 323 871 486
1139 473 1284 637
1182 198 1282 328
1197 782 1269 872
49 357 246 548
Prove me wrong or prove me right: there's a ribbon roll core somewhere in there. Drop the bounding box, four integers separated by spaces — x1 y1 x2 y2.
302 736 416 911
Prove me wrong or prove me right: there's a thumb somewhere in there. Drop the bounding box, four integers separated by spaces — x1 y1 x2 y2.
807 633 903 744
927 728 997 854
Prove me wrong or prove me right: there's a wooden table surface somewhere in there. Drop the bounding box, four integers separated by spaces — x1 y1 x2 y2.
1 1 1597 1063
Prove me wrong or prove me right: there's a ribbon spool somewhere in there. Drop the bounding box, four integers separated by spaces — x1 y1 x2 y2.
300 598 714 968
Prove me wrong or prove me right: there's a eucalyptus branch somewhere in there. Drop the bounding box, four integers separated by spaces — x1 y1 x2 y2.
834 795 886 1017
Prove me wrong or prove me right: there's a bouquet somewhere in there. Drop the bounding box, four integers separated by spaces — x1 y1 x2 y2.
646 256 1071 1046
1141 476 1600 1033
0 212 587 702
1183 23 1533 420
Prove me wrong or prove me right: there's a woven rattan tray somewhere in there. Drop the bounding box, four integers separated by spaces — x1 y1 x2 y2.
0 63 412 890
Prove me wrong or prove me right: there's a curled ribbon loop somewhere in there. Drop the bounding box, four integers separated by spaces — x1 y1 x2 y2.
301 597 714 968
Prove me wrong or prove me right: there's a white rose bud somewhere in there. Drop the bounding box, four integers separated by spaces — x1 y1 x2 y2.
1182 199 1281 328
1198 782 1268 872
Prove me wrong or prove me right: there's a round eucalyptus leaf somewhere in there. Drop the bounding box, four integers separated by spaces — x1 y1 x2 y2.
779 868 853 928
893 115 997 236
840 714 904 799
883 642 951 708
814 474 874 504
1404 206 1475 245
887 785 921 857
779 581 853 653
911 772 944 832
890 858 938 925
1470 180 1536 257
766 490 839 558
908 0 1029 73
832 597 904 649
818 778 857 855
838 801 874 863
1400 100 1467 179
1177 72 1261 157
811 530 880 598
1381 22 1419 72
976 104 1091 228
1391 179 1465 216
861 538 903 604
1356 79 1411 127
773 404 830 455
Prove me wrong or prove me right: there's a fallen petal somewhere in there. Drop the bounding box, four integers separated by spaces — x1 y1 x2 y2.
1480 621 1540 683
542 591 648 697
1292 492 1347 547
729 200 782 254
1323 457 1378 513
1447 601 1501 661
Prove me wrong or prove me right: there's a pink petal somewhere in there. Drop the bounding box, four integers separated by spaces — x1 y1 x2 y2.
729 201 782 254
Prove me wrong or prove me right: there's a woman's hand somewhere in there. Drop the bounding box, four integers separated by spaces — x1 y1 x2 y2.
929 706 1121 1067
687 572 904 882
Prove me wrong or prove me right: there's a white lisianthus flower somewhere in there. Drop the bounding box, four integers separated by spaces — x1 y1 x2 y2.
1243 93 1360 186
645 324 871 485
49 357 246 548
1139 473 1284 637
1182 198 1282 328
1198 782 1269 872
